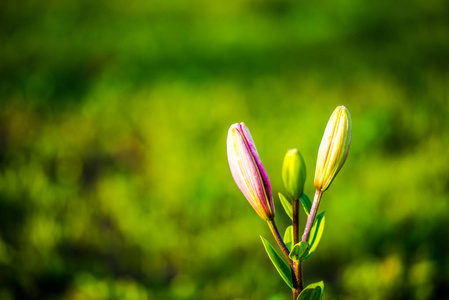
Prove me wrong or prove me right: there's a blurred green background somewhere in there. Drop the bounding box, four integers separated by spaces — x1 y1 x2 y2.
1 0 449 299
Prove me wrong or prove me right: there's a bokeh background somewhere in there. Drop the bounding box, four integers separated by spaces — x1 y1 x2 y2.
1 0 449 299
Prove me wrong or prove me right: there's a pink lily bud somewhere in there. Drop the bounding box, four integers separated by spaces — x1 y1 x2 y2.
227 122 275 220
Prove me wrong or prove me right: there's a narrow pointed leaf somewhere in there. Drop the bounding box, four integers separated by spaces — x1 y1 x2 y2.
297 281 324 300
278 192 293 219
283 226 294 251
289 241 309 262
260 236 294 289
305 212 325 259
300 193 312 215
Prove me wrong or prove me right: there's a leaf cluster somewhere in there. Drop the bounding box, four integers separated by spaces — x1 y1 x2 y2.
261 193 326 299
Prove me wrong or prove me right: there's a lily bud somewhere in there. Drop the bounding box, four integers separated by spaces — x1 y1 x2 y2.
314 106 352 192
282 149 307 199
227 122 275 220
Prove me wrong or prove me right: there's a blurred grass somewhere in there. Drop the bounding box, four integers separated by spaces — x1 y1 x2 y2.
1 0 449 299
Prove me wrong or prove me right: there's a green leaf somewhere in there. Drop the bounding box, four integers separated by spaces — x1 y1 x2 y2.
289 241 309 262
283 226 294 251
305 212 325 259
260 236 294 289
300 193 312 215
297 281 324 300
278 192 293 220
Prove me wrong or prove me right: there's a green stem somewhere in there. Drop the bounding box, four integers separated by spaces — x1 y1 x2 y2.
267 219 293 268
292 199 301 300
293 198 304 296
298 261 304 291
293 198 299 244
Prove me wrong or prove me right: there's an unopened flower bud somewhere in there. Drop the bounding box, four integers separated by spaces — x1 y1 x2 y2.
282 149 306 199
227 122 275 220
314 106 352 192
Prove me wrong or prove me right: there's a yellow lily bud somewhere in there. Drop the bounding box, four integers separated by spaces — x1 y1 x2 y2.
314 106 352 192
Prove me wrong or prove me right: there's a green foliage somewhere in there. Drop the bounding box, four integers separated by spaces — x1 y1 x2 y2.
306 212 326 259
297 281 325 300
279 193 293 219
284 225 294 251
300 193 312 215
0 0 448 298
289 241 309 262
260 236 294 289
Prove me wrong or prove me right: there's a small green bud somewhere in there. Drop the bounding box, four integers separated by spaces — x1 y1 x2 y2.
282 149 307 200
